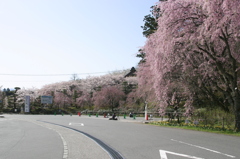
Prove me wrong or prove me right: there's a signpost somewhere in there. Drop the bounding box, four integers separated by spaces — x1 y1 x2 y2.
41 96 53 104
25 96 30 113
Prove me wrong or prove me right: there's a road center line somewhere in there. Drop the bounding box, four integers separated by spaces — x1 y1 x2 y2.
171 139 235 158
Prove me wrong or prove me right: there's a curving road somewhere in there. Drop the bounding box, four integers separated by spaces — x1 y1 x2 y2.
1 114 240 159
0 117 62 159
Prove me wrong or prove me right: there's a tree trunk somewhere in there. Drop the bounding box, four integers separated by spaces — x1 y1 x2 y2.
234 91 240 132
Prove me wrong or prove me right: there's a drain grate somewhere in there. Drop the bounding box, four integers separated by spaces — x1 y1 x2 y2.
39 120 125 159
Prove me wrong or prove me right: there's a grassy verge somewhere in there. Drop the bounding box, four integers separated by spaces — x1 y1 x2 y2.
149 121 240 136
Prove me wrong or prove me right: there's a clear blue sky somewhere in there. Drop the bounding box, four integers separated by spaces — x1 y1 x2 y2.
0 0 157 89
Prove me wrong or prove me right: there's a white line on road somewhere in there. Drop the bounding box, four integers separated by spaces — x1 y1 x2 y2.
69 122 84 126
159 150 204 159
30 121 69 159
171 139 235 158
55 130 68 159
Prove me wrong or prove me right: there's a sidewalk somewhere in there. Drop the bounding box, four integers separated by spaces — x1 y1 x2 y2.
107 115 164 123
78 115 163 123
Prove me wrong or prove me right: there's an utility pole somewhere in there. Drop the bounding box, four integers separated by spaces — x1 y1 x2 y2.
145 101 148 120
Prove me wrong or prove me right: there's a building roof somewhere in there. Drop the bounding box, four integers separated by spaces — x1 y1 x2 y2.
124 67 137 78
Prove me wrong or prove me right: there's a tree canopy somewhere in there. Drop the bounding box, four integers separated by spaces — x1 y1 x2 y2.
141 0 240 131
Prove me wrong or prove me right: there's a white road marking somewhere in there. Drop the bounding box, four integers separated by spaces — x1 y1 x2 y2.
56 130 68 159
69 122 84 126
171 139 235 158
30 121 69 159
159 150 204 159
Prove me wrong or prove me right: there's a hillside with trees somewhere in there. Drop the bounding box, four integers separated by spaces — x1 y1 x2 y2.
1 0 239 132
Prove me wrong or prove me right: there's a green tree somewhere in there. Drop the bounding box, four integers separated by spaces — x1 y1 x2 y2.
138 1 164 64
13 87 21 110
141 14 158 37
136 49 146 64
141 1 166 37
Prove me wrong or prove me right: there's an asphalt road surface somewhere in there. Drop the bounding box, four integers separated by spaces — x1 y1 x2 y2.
1 114 240 159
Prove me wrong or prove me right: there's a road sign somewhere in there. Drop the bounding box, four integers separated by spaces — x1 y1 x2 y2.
25 96 30 112
41 96 53 104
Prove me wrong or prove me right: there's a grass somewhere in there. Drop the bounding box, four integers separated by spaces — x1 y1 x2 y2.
149 121 240 136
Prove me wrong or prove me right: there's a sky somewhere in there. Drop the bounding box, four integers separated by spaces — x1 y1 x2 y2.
0 0 158 89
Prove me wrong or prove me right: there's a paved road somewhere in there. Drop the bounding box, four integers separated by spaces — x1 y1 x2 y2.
0 115 111 159
0 117 63 159
1 114 240 159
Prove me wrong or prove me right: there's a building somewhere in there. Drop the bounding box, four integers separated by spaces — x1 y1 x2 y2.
124 67 137 78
